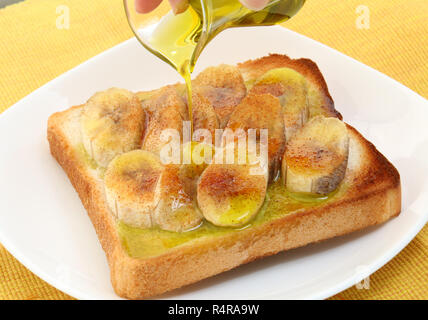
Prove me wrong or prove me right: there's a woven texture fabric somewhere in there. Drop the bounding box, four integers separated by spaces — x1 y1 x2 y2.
0 0 426 300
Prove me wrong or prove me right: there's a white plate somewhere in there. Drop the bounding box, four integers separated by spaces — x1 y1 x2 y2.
0 26 427 300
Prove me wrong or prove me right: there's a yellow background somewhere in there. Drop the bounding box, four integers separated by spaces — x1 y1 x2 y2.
0 0 427 299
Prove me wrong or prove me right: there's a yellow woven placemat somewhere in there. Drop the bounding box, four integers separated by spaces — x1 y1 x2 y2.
0 0 426 300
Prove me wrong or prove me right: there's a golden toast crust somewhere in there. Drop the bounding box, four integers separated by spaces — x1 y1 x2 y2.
47 56 401 299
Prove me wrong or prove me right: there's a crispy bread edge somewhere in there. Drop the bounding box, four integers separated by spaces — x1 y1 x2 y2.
47 105 400 299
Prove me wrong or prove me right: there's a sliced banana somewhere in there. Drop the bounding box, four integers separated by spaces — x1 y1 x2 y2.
142 86 188 155
155 141 213 231
104 150 164 228
142 85 188 120
154 164 202 232
193 64 247 128
197 142 268 228
190 89 219 138
283 116 349 195
197 163 267 228
80 88 145 167
225 93 286 181
251 68 309 139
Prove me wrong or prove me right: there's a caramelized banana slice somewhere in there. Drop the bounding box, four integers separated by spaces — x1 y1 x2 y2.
226 93 286 181
283 116 349 195
142 87 187 155
142 86 188 121
154 164 202 232
80 88 145 167
104 150 164 228
251 68 309 139
155 141 212 232
194 65 247 127
197 163 267 228
197 142 268 227
190 89 219 138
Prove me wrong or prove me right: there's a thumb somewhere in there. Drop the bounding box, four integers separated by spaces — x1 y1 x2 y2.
169 0 190 14
135 0 163 13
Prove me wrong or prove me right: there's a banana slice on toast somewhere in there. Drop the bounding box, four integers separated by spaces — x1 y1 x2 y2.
190 89 219 138
154 164 203 232
283 116 349 195
251 68 309 139
80 88 145 167
154 141 212 232
142 87 188 155
193 65 247 128
141 85 188 120
197 142 268 228
104 150 164 228
197 163 267 228
225 93 286 181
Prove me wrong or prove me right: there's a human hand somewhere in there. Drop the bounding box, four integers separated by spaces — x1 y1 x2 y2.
135 0 270 14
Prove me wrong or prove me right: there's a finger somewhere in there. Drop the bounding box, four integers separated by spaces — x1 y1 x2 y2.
168 0 189 14
135 0 163 13
240 0 270 11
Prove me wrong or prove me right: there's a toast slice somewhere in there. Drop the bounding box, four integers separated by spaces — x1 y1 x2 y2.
47 55 401 299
